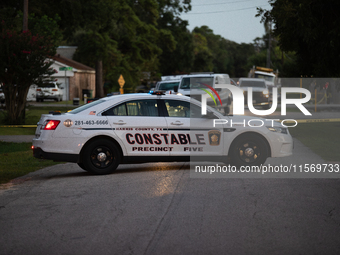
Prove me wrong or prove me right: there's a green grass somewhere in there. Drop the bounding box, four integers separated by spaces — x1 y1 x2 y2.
289 122 340 162
0 142 60 184
0 127 36 135
0 104 72 184
0 105 77 131
25 106 75 125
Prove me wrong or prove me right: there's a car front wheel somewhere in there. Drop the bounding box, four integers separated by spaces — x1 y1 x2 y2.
229 134 269 168
82 139 121 174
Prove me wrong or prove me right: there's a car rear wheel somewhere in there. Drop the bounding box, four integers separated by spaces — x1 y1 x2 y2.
229 134 269 168
82 139 121 174
77 163 88 171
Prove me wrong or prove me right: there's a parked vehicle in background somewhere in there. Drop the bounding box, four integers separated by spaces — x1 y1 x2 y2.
238 78 271 109
36 82 63 102
27 84 38 101
177 73 233 115
248 66 280 89
154 75 183 93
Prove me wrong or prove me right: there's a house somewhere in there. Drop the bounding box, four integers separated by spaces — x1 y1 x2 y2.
51 55 96 101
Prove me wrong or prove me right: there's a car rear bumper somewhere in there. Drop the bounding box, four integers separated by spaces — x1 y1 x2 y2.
33 147 79 163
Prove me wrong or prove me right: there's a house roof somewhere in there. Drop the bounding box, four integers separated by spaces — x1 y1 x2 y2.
53 54 95 71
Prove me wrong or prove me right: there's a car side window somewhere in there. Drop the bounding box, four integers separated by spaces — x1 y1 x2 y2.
164 100 201 118
112 103 127 116
102 99 159 116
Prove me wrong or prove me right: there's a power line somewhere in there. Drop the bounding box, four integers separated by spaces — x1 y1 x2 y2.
193 0 253 7
182 4 270 15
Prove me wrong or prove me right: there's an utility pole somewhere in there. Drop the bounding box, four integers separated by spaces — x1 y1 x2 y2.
22 0 28 123
266 21 271 68
23 0 28 31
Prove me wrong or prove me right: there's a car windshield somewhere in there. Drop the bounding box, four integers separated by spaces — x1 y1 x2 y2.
254 74 275 82
180 77 214 89
159 82 179 91
240 80 266 88
68 99 106 114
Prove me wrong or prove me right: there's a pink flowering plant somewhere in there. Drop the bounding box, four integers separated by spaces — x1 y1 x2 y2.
0 15 61 124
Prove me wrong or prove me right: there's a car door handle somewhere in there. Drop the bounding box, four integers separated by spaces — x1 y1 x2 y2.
113 120 126 125
171 121 184 125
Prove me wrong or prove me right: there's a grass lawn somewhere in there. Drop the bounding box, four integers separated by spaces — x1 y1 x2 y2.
0 127 36 135
0 105 74 184
289 122 340 162
0 105 77 131
0 142 60 184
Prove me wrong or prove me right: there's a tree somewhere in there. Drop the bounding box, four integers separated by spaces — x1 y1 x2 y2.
192 26 256 77
0 12 61 124
193 26 226 74
157 0 194 75
192 32 213 72
257 0 340 77
70 0 163 92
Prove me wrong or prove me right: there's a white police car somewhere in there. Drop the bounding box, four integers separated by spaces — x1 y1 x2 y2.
32 92 293 174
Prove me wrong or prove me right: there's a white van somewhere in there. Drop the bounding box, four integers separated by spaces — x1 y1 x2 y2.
177 73 233 115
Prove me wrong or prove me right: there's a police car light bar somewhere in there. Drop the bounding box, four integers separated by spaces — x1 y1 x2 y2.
149 91 166 95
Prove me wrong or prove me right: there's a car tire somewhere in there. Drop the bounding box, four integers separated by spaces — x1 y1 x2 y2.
77 162 89 171
82 139 121 175
229 134 269 168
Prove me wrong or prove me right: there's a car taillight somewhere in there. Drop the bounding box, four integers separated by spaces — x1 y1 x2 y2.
36 88 41 91
52 89 58 91
43 120 60 130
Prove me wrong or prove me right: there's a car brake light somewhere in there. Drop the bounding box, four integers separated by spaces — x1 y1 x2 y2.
43 120 60 130
36 88 41 91
52 89 58 91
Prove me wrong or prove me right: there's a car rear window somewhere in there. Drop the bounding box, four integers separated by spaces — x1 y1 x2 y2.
68 99 106 114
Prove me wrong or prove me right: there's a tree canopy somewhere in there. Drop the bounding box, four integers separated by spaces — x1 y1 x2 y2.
258 0 340 77
0 10 61 124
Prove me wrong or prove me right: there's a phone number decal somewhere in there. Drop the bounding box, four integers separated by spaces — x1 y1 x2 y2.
75 120 108 125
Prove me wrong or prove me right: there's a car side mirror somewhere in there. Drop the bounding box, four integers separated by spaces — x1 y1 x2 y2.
173 86 178 92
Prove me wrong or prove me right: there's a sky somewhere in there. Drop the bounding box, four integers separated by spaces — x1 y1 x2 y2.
180 0 271 44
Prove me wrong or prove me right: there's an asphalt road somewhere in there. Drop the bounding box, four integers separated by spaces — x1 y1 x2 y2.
1 138 340 255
